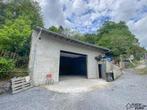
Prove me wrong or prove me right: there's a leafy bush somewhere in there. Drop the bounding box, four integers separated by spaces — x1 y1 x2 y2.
0 57 15 79
15 57 29 68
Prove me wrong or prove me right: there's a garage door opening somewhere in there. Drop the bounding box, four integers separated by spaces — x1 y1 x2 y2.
59 51 87 80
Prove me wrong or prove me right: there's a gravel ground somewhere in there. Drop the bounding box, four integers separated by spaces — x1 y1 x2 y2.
0 69 147 110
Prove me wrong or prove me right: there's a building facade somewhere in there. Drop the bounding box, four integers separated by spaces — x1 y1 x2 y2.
29 27 110 86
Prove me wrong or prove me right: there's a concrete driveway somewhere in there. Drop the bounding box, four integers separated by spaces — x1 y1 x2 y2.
45 76 109 93
0 69 147 110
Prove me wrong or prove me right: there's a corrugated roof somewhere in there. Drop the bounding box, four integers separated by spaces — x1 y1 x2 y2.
35 27 111 53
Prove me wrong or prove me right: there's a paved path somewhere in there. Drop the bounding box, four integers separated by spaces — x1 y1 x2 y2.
45 76 109 93
0 69 147 110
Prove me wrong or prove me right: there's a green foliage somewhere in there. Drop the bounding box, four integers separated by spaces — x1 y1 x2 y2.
0 0 43 28
0 16 31 55
48 26 60 33
0 0 43 56
78 34 97 44
128 45 145 60
12 68 28 77
15 56 29 68
0 57 15 79
48 26 64 33
0 0 43 79
76 21 146 59
96 21 137 57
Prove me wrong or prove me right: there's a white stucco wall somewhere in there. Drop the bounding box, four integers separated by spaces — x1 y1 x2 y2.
29 30 104 86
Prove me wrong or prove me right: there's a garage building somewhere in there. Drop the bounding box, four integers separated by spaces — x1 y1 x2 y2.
29 27 110 86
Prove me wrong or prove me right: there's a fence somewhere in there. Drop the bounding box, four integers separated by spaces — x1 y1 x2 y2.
0 50 18 59
0 50 29 68
11 76 32 94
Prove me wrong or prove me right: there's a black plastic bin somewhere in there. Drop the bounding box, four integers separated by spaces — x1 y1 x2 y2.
106 72 114 82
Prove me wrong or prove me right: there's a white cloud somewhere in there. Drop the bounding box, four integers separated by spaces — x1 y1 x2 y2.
39 0 65 28
111 0 147 22
72 0 88 15
128 15 147 48
37 0 147 48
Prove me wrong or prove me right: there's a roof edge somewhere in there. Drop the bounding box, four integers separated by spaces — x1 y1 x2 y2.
35 26 111 53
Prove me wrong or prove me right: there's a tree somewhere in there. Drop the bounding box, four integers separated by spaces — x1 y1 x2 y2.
76 21 146 59
96 21 143 58
0 0 43 56
0 0 43 28
0 16 31 55
48 26 61 33
0 57 15 79
0 1 7 26
48 26 64 33
77 34 97 44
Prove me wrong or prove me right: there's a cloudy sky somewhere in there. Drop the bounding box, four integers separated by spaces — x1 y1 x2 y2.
38 0 147 49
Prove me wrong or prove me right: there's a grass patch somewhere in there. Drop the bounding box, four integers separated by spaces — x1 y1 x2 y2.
127 60 141 68
135 68 147 75
12 68 28 77
0 68 28 80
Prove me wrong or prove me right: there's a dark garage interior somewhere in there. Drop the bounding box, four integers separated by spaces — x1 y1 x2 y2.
59 51 87 77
